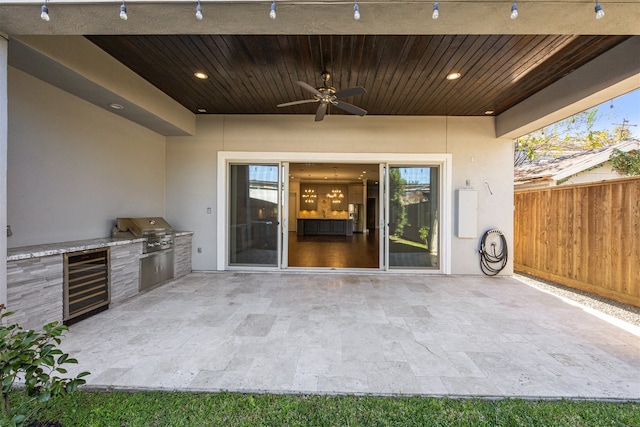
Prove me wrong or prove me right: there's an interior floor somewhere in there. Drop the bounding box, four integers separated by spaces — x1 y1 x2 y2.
288 231 379 268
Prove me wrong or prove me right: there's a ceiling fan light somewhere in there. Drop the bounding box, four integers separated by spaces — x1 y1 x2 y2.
432 2 439 20
278 73 367 121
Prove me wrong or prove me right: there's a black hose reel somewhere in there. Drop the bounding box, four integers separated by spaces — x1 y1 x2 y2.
478 229 508 276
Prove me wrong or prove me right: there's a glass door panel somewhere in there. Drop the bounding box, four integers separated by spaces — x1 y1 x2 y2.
380 164 387 270
280 163 289 268
388 166 439 269
229 164 279 267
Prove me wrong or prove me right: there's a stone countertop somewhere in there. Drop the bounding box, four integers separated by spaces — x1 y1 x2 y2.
7 237 147 261
8 231 194 261
297 218 353 220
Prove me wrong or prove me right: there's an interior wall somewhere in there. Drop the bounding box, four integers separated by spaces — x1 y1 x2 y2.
166 114 514 275
7 67 167 247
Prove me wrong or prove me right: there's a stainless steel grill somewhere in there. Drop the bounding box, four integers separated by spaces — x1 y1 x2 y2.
113 217 175 291
114 217 175 253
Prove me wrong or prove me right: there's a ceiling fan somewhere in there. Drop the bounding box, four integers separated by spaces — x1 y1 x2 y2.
277 72 367 122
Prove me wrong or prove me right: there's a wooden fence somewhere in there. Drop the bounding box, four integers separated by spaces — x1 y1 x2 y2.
514 177 640 308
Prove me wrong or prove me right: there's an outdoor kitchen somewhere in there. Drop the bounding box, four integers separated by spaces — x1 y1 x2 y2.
6 218 193 330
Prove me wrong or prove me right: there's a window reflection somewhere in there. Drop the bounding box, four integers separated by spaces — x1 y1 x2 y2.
388 166 439 269
229 164 279 266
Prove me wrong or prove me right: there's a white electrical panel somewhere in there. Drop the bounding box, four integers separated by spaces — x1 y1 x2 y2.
457 189 478 238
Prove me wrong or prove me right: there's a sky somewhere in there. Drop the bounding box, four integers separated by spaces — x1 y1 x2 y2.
591 88 640 138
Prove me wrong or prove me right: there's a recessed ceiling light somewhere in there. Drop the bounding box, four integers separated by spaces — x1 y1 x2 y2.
446 72 461 81
109 103 124 110
197 108 207 113
484 110 495 115
194 72 208 79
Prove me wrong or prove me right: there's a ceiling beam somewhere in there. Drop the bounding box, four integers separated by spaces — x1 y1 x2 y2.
496 36 640 139
9 35 195 136
1 2 639 36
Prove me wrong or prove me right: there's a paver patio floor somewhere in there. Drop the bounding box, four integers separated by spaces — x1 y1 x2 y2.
60 272 640 399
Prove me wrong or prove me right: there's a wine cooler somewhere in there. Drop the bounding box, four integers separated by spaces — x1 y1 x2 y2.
64 248 110 323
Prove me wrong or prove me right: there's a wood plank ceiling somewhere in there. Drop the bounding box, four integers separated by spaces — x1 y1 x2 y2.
87 35 629 117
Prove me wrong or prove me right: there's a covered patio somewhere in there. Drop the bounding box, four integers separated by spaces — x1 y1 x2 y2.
59 273 639 399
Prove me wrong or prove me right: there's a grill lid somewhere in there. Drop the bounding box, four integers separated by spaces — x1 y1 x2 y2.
115 217 174 236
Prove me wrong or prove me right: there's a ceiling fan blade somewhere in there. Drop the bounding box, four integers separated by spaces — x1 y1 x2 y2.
315 102 328 122
334 86 367 98
296 81 322 96
277 99 319 108
332 100 367 117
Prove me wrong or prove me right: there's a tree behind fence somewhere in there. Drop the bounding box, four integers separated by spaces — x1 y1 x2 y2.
514 177 640 308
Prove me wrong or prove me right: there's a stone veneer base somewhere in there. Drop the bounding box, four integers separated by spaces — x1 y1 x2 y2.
6 232 193 330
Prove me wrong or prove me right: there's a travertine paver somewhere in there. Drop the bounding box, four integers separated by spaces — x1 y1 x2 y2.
59 272 640 399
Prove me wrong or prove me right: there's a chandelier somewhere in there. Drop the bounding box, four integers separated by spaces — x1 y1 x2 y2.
327 168 345 204
302 187 317 204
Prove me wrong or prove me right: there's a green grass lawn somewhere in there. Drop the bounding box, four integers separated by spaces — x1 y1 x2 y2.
11 391 640 427
388 236 428 251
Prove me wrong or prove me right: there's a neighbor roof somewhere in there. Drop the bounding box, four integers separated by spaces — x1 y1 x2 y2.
514 139 640 186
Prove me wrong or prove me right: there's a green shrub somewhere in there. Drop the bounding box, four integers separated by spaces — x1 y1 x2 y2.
610 149 640 176
1 305 90 427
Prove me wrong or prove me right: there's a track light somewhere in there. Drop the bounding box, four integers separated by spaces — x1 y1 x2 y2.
270 1 276 19
432 2 439 19
595 1 605 19
353 1 360 20
510 1 518 19
119 0 128 20
195 0 203 20
40 2 49 21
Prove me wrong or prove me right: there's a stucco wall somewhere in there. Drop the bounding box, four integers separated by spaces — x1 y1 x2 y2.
166 115 514 274
447 117 514 274
6 66 513 275
165 116 223 269
7 67 167 247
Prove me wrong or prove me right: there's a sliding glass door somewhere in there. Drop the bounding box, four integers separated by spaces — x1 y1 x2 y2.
229 164 280 267
219 154 448 273
387 166 439 269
